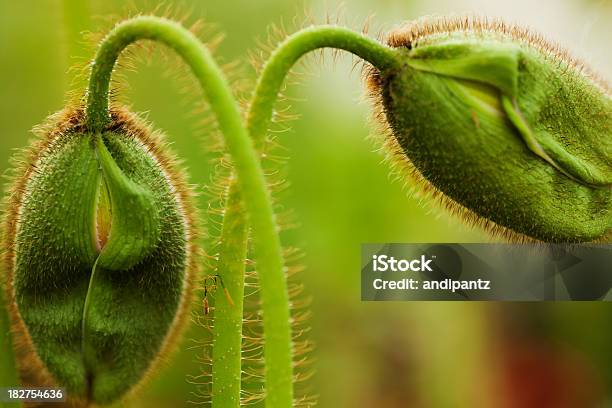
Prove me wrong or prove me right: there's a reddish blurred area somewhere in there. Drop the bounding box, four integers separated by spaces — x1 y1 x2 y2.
498 338 602 408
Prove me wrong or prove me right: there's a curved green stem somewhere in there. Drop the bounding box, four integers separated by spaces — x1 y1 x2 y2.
248 25 399 148
85 16 286 406
213 26 399 407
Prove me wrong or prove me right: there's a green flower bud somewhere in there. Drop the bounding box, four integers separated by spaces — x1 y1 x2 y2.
2 107 198 405
369 18 611 242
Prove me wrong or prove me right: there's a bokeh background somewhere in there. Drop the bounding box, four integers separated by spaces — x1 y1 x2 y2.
1 0 611 407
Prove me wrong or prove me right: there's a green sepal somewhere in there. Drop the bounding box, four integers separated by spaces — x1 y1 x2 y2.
94 136 161 270
406 40 612 188
501 95 611 187
383 35 611 241
407 41 519 97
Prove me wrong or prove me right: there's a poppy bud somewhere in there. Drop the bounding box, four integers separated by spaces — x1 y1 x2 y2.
2 107 198 405
369 18 611 242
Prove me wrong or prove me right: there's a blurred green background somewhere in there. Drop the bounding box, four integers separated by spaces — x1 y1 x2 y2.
1 0 611 407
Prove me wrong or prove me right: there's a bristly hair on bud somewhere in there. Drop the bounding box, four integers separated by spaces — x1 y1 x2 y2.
366 16 611 243
1 105 200 406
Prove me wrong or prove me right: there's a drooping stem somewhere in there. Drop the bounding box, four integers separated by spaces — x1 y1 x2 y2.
85 16 286 406
248 25 399 148
212 25 399 406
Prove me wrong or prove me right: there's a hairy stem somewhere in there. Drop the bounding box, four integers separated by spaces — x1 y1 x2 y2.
248 25 399 148
85 16 285 406
213 26 399 406
211 186 248 407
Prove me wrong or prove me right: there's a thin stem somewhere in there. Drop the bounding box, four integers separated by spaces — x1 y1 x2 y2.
213 25 399 406
248 25 399 148
85 16 286 406
211 186 248 408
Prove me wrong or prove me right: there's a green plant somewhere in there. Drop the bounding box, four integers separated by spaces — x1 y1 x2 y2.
3 73 200 408
211 15 610 407
2 15 280 407
369 18 611 242
1 12 610 408
210 26 399 407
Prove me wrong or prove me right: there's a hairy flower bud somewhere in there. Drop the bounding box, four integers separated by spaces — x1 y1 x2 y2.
2 107 198 405
368 18 611 242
